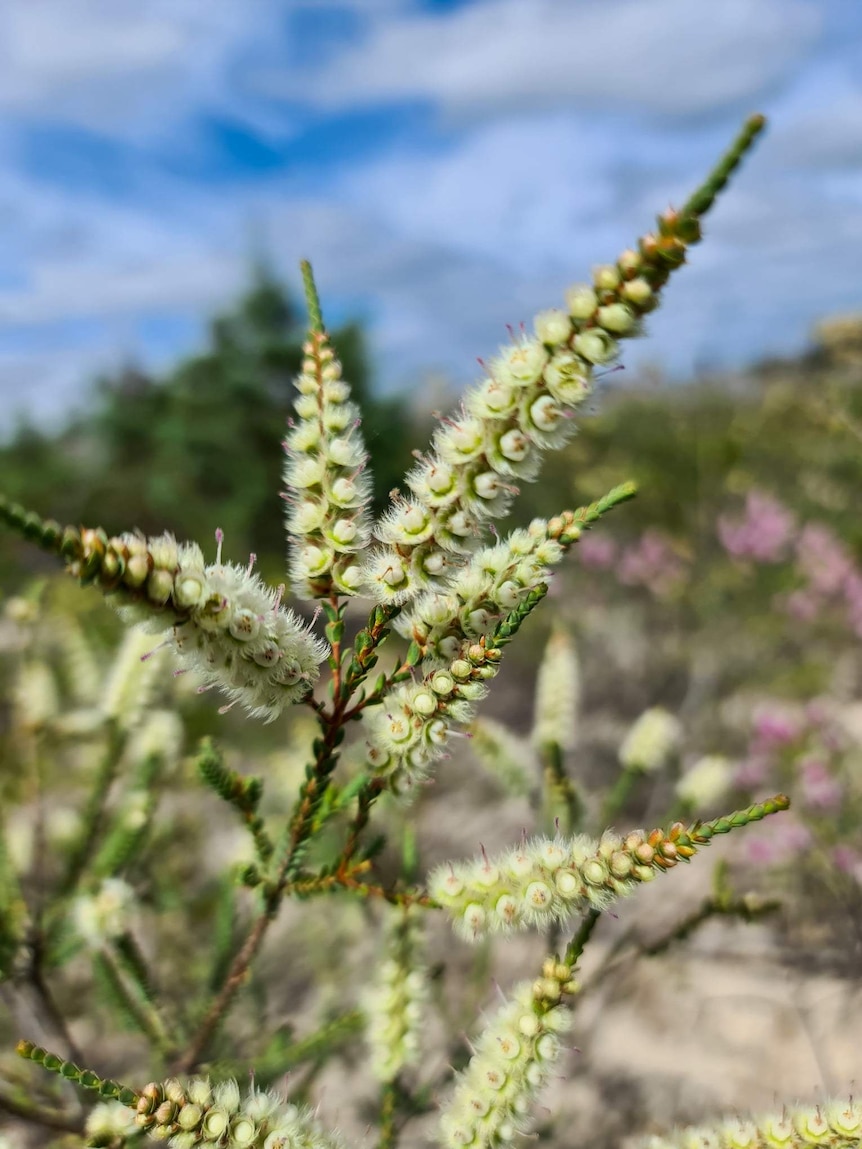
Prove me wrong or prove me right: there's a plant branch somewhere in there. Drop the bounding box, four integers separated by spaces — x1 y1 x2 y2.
171 604 401 1074
640 892 781 957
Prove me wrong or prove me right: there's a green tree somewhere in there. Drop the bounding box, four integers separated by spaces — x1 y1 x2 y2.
0 267 415 587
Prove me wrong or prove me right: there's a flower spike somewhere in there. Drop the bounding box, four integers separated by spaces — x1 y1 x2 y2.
429 797 790 941
284 260 372 598
365 118 766 604
0 499 327 722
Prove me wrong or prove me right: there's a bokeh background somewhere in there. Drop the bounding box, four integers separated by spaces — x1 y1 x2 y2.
2 2 862 1147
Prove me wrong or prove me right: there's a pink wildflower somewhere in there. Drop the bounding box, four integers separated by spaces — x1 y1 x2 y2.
832 845 862 884
743 817 812 866
577 533 618 570
750 702 804 751
733 756 771 789
617 530 687 597
717 491 795 563
799 757 843 811
782 588 822 623
795 523 853 597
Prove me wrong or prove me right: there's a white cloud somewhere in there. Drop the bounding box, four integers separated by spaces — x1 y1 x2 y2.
0 0 858 439
0 162 247 326
257 0 821 120
0 0 286 140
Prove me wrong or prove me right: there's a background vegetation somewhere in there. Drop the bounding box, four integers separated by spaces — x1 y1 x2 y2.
1 275 861 1146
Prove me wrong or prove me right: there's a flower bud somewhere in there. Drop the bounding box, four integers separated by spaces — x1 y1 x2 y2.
564 284 598 319
621 276 656 310
573 328 618 365
534 308 572 346
593 264 621 291
596 303 636 334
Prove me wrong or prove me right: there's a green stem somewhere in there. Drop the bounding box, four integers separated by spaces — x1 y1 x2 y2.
600 765 642 827
682 114 766 221
378 1081 399 1149
564 909 601 966
25 927 86 1066
540 742 582 835
208 1010 364 1081
60 722 125 896
641 894 780 957
172 609 400 1074
99 945 172 1055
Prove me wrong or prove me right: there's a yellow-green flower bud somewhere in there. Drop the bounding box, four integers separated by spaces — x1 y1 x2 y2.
597 303 636 334
593 264 621 291
564 284 598 319
622 276 656 310
617 247 642 275
534 308 572 346
573 328 618 365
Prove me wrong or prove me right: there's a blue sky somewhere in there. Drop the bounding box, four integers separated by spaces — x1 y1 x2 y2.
1 0 861 432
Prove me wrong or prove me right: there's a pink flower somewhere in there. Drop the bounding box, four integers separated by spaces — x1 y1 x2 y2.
750 702 804 751
577 533 618 570
617 530 687 597
717 491 796 563
832 845 862 884
842 571 862 636
795 523 853 597
743 817 812 866
782 588 822 623
799 757 843 811
733 756 771 789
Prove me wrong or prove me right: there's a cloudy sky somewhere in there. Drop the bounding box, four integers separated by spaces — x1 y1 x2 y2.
1 0 861 431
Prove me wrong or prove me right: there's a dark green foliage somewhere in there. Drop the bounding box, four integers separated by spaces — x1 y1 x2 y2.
0 267 414 588
195 738 273 863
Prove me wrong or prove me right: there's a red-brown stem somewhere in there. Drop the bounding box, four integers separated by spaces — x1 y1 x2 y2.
288 865 433 908
172 905 272 1074
173 604 395 1072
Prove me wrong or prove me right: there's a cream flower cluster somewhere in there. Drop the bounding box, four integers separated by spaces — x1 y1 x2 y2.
532 626 580 751
284 328 372 599
85 1099 140 1145
439 962 575 1148
429 829 667 941
675 754 734 811
619 706 682 773
133 1077 347 1149
64 527 327 722
366 226 687 609
430 795 789 941
13 658 59 731
73 878 136 949
365 514 589 791
639 1099 862 1149
396 522 567 660
366 323 595 604
363 644 503 793
362 907 428 1083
